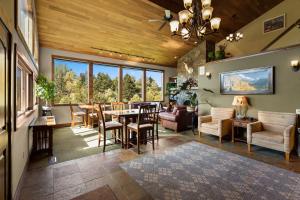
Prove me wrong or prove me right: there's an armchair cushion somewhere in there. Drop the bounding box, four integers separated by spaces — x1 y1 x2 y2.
252 131 284 144
201 121 218 130
159 112 176 122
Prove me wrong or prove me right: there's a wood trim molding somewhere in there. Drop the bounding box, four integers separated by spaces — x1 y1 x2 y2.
261 18 300 52
206 43 300 65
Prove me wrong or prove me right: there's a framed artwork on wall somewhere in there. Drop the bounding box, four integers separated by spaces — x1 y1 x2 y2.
263 14 285 34
220 66 274 95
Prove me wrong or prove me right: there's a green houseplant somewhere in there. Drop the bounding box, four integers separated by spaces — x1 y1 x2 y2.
36 75 55 107
187 93 198 112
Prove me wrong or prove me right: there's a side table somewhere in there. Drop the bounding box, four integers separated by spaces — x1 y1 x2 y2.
232 118 257 143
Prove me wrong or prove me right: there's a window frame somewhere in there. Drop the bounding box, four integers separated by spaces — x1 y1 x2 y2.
52 57 89 106
51 55 165 105
145 69 164 102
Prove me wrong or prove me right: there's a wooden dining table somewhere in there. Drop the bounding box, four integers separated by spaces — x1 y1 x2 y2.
78 104 95 127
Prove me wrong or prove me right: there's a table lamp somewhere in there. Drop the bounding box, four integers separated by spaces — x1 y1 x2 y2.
232 96 248 119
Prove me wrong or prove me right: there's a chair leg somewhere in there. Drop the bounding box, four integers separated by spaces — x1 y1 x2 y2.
156 123 159 140
248 144 251 152
137 131 140 154
285 152 290 161
219 136 222 143
152 129 155 151
98 127 101 147
199 131 202 138
113 129 117 144
103 131 106 152
120 128 124 148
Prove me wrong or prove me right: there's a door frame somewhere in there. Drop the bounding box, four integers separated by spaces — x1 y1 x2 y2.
0 17 12 200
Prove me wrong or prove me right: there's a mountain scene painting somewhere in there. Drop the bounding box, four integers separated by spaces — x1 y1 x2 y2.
220 67 274 94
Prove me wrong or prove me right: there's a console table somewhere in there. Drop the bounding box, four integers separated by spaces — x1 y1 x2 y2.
232 118 257 143
30 116 56 156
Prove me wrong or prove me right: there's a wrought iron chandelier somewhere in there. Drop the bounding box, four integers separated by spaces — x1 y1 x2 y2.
169 0 221 41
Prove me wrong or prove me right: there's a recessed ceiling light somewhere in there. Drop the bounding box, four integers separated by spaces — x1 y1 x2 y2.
194 41 198 44
174 56 178 59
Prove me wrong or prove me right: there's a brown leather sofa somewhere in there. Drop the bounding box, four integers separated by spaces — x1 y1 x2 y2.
159 105 192 132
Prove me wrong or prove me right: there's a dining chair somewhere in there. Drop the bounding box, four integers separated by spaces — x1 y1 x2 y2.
127 104 157 154
88 102 98 128
96 104 123 152
70 103 86 127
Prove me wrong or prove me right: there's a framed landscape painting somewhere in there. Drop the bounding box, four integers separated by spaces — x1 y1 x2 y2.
220 67 274 95
263 14 285 33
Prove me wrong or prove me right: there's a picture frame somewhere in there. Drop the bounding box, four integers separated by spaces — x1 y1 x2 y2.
220 66 274 95
263 14 285 34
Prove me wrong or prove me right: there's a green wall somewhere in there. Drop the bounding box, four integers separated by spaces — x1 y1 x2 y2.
198 46 300 118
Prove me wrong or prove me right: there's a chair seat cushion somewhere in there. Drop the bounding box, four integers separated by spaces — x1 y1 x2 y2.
159 112 176 122
73 111 85 116
127 123 153 130
101 121 123 129
252 131 283 144
201 121 218 130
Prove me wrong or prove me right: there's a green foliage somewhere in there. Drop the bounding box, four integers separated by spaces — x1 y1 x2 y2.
54 64 162 103
54 64 88 104
36 75 55 104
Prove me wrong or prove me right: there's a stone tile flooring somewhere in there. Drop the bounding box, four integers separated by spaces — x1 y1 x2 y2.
20 127 300 200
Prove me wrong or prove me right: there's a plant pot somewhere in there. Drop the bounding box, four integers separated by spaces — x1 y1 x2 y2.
187 106 195 112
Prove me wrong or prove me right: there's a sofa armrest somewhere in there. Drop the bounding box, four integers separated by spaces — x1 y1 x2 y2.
218 119 233 136
284 125 295 153
247 121 263 144
198 115 212 126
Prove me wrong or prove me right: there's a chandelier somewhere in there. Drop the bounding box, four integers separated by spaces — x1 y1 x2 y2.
169 0 221 41
226 32 244 42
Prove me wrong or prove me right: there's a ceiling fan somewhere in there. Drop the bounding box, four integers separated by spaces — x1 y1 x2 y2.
147 10 173 31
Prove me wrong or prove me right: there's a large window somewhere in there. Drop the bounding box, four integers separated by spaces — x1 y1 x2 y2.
146 70 163 101
122 68 143 102
53 59 88 104
52 57 165 104
93 64 118 103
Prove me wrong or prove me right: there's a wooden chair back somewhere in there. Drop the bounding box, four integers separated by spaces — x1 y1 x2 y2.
137 104 157 127
111 102 125 111
96 103 106 128
69 102 74 117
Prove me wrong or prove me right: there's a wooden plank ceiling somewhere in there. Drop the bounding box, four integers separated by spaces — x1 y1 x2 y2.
37 0 283 67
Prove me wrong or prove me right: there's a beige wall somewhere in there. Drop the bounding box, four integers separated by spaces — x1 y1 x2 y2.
198 46 300 117
218 0 300 57
1 0 40 198
39 47 177 125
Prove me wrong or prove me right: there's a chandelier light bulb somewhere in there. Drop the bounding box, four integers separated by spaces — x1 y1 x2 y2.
197 26 206 37
202 6 213 21
201 0 212 8
179 10 191 24
181 28 190 40
170 20 180 33
183 0 193 9
210 17 221 31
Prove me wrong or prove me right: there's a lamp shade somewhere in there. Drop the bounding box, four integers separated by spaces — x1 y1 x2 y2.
183 0 193 9
170 20 179 33
202 6 213 21
201 0 212 8
210 17 221 31
181 28 190 40
179 10 191 24
232 96 248 106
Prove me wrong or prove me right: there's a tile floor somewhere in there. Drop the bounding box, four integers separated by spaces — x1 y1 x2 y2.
20 127 300 200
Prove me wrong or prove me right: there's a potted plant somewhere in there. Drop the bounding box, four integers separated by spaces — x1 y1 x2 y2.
36 75 55 107
187 93 198 112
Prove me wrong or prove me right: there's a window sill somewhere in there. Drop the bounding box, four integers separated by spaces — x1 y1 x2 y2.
16 107 38 130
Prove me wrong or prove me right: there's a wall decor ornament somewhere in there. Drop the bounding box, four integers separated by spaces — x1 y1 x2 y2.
220 67 274 95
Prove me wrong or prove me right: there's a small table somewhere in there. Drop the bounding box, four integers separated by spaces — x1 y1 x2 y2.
187 110 197 135
232 118 257 143
30 116 56 156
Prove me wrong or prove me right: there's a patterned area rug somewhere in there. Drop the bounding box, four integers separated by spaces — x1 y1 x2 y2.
121 141 300 200
71 185 117 200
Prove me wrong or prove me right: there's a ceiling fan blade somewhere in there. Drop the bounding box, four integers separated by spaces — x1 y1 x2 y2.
158 21 167 31
147 19 164 23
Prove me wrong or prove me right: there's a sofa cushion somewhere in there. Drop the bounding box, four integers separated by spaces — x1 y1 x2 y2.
201 121 218 130
159 112 176 122
252 131 283 144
